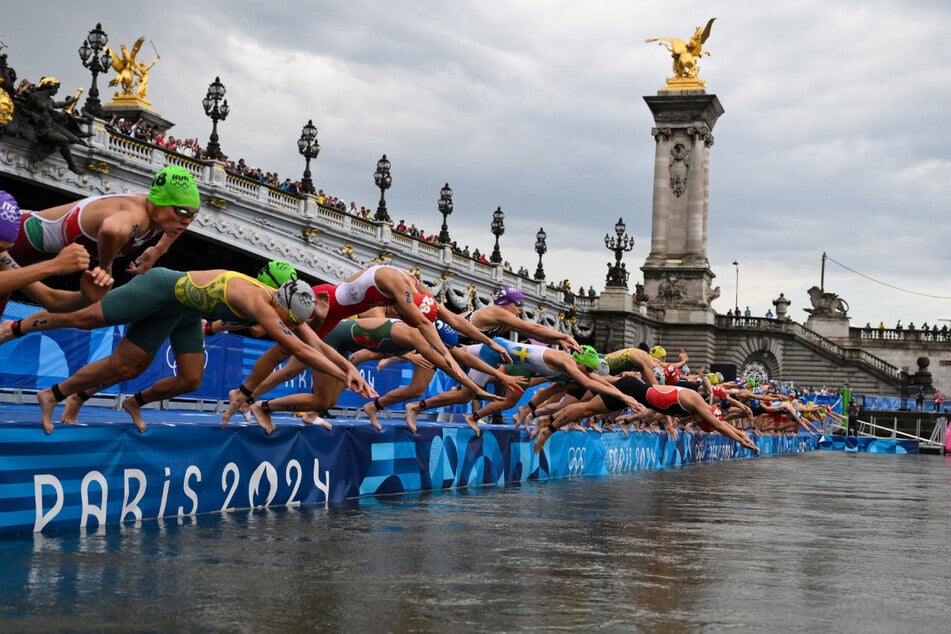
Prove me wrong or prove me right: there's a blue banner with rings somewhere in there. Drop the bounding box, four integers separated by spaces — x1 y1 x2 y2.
0 407 818 536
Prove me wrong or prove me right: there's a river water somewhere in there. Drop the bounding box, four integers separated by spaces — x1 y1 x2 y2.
2 451 950 632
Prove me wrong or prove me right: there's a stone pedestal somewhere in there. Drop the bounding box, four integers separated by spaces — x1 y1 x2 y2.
597 286 633 312
805 316 850 340
101 98 174 134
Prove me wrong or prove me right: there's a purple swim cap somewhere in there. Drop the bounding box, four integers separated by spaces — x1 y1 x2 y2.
0 190 21 245
493 286 525 306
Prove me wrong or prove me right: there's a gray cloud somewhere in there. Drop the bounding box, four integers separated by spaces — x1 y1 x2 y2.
3 0 950 326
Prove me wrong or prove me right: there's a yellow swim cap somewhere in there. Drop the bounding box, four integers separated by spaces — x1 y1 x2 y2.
649 345 667 359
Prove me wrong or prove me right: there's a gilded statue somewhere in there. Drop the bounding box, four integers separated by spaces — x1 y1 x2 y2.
134 51 160 98
105 37 159 100
0 44 14 126
646 18 716 88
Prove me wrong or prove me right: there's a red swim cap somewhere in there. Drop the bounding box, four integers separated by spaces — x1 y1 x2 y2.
664 364 681 385
412 293 438 323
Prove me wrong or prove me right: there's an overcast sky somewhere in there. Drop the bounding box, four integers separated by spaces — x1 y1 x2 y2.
3 1 950 327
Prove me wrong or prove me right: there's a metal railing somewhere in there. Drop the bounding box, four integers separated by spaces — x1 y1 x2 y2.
824 415 945 451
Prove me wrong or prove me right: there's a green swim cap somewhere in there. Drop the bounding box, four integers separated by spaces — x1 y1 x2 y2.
257 260 298 288
572 345 600 370
148 165 200 208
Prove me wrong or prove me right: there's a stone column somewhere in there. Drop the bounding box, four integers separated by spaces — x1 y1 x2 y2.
647 127 672 265
639 91 724 325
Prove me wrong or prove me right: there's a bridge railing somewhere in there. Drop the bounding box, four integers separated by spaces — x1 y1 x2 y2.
851 326 951 343
714 315 903 381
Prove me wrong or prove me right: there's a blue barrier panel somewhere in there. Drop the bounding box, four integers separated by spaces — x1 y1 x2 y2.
0 405 818 536
817 435 918 454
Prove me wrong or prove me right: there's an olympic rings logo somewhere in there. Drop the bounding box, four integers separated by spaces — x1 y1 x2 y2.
165 346 208 372
567 447 586 473
0 201 19 223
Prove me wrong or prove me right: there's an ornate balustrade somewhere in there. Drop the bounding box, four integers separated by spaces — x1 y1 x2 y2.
0 125 589 337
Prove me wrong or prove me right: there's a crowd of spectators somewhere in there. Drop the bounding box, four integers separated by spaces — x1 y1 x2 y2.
107 115 207 159
101 114 604 288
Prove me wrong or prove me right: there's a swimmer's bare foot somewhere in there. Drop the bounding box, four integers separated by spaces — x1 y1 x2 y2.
513 404 532 430
464 413 482 437
0 320 15 345
361 400 384 431
533 420 553 454
249 402 275 435
37 388 57 434
302 410 333 430
404 401 421 434
528 422 541 439
222 388 252 427
667 423 679 441
566 421 586 433
61 393 86 424
120 396 148 433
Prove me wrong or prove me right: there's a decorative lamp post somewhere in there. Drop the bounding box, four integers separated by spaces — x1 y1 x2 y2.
732 260 740 312
202 76 229 160
534 227 547 280
78 22 110 119
297 119 320 195
604 217 634 288
489 206 505 264
373 154 392 222
437 182 453 244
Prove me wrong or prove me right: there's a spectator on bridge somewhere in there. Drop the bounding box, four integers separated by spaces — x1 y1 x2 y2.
744 306 752 317
588 286 597 297
916 386 925 411
765 309 774 319
935 391 943 412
